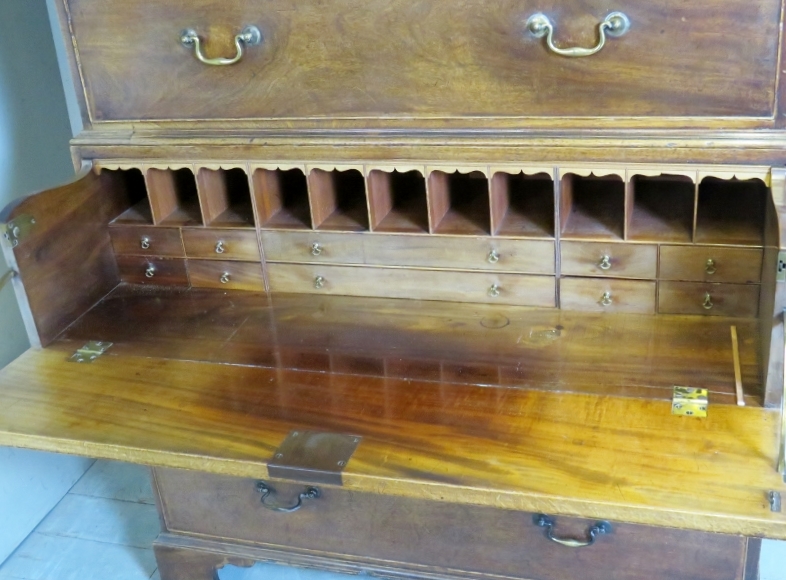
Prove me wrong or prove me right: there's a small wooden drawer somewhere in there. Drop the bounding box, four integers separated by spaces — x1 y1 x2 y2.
267 264 555 307
154 468 749 580
261 231 364 264
109 226 184 257
182 228 260 261
187 260 266 292
658 282 760 317
560 278 656 314
364 235 555 274
116 255 189 286
659 246 763 283
561 242 657 279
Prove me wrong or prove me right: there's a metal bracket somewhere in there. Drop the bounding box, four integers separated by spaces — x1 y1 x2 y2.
68 341 113 363
778 251 786 282
2 215 36 248
268 430 361 485
671 386 708 418
769 491 782 513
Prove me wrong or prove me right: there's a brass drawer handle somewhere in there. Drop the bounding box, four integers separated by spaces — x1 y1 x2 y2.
140 237 151 250
311 242 323 256
220 272 231 284
598 255 612 270
600 291 612 307
703 292 714 310
526 12 630 58
145 266 156 278
215 240 226 254
255 481 320 513
488 284 501 297
705 258 716 275
314 276 326 289
534 514 612 547
487 250 500 264
180 26 262 66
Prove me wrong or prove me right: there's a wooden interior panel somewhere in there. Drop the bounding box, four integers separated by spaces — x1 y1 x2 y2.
109 226 184 257
196 168 255 227
560 241 658 279
658 282 761 317
181 228 260 261
146 169 202 226
560 277 656 314
261 231 365 264
188 260 265 291
116 255 189 286
659 246 763 283
253 168 312 230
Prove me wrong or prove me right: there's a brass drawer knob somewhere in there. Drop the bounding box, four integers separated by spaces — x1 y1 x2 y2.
145 266 156 278
488 284 501 297
600 291 612 306
311 242 323 256
314 276 326 289
180 25 262 66
703 292 714 310
705 258 716 275
526 12 630 58
598 255 612 270
140 237 151 250
255 481 320 513
535 514 612 548
220 272 231 284
215 240 226 254
487 250 500 264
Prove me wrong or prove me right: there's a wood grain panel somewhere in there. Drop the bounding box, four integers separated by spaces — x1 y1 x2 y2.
560 277 656 314
188 260 265 291
561 241 658 279
182 228 260 261
109 226 184 257
660 246 763 283
67 0 780 123
156 467 748 580
261 231 365 264
658 282 760 317
267 264 556 306
116 255 189 286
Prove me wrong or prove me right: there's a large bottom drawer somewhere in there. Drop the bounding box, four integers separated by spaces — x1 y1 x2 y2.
154 468 750 580
266 263 556 306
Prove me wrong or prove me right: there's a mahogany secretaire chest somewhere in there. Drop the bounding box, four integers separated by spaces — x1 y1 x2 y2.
2 1 786 578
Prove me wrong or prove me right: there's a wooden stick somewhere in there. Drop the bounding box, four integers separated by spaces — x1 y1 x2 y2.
730 326 745 407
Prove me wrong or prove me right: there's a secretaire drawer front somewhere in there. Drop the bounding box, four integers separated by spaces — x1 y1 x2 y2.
658 282 760 317
659 246 763 283
561 242 657 279
116 256 189 286
267 264 556 306
155 468 747 580
188 260 266 292
261 231 364 264
109 226 184 257
182 229 260 261
364 236 555 273
560 278 656 314
68 0 780 123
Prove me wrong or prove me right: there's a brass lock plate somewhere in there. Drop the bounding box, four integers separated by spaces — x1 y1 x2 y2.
671 386 708 418
268 430 361 485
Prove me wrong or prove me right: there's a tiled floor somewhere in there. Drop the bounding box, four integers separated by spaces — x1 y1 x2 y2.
1 460 783 580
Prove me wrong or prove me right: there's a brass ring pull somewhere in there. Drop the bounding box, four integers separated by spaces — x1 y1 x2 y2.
705 259 716 275
145 266 156 279
140 237 151 250
600 291 612 307
314 276 326 289
703 292 714 310
598 255 612 270
526 12 630 58
220 272 231 284
311 242 323 256
255 481 320 513
180 26 262 66
215 241 225 254
487 250 500 264
488 284 501 297
534 514 612 547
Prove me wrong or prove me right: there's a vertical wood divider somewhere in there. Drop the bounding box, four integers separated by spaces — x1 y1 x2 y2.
246 164 270 293
553 166 562 308
624 170 634 241
692 179 701 244
196 168 230 226
145 168 179 225
489 172 508 237
307 169 337 230
426 170 449 234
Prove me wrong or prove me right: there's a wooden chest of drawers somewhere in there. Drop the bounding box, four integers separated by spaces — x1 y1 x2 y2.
2 0 786 578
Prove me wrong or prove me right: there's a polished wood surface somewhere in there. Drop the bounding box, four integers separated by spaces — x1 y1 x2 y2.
156 466 749 580
659 246 763 283
116 256 189 286
560 241 657 278
559 277 656 314
188 260 265 291
109 226 185 257
182 228 260 261
658 282 761 318
66 0 781 126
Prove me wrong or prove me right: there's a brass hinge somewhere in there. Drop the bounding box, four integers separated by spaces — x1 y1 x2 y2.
2 214 36 248
671 386 708 418
68 341 113 363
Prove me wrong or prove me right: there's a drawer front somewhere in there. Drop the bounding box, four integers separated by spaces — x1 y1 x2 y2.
109 226 184 257
261 231 364 264
69 0 779 123
116 255 189 286
188 260 266 292
182 228 260 261
561 242 657 279
659 246 763 284
658 282 760 317
155 468 747 580
560 278 656 314
268 264 556 306
364 235 555 273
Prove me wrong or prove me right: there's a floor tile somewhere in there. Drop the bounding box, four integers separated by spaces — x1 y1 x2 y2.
219 563 356 580
0 533 156 580
149 569 160 580
69 461 155 505
36 495 159 549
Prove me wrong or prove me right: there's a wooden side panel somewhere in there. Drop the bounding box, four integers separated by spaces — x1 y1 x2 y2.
0 165 128 346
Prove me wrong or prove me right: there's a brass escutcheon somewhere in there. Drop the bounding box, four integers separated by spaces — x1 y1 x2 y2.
311 242 323 256
703 292 713 310
220 272 230 284
215 240 225 254
705 258 716 275
600 291 612 306
488 284 501 297
314 276 325 289
598 255 612 270
140 237 151 250
487 250 500 264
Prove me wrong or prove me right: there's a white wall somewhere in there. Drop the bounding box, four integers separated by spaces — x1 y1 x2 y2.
0 0 93 565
